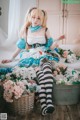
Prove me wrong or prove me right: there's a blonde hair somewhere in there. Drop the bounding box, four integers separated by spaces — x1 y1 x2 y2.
20 7 47 38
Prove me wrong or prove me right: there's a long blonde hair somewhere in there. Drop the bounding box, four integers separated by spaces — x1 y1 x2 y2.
20 7 47 38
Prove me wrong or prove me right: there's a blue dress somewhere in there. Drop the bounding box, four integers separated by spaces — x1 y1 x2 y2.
16 26 60 67
0 26 60 74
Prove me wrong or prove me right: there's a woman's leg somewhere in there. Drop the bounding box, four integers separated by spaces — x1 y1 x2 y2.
42 61 55 113
36 70 47 115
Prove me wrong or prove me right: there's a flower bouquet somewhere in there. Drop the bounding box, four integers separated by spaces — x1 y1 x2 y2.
0 66 40 115
52 63 80 85
58 48 80 63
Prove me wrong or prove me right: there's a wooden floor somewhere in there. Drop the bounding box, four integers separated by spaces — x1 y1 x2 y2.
1 103 80 120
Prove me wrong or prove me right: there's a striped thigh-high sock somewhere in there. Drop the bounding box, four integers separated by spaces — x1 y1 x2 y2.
36 70 47 115
42 62 55 113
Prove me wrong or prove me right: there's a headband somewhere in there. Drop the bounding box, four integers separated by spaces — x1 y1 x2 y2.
29 7 45 16
29 7 37 13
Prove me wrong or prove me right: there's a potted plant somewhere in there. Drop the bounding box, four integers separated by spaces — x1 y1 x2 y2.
52 63 80 105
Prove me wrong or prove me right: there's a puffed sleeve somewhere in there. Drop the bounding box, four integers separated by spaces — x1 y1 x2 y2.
45 37 54 48
16 38 26 49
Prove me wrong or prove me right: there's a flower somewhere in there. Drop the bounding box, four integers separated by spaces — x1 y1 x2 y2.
0 66 40 103
3 80 24 102
53 63 67 76
65 54 77 63
58 48 78 63
52 63 80 85
62 50 68 58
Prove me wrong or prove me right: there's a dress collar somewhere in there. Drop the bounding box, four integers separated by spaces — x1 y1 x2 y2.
29 26 42 32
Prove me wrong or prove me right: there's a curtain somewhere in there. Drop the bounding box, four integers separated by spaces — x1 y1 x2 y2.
1 0 20 51
0 0 37 60
8 0 20 41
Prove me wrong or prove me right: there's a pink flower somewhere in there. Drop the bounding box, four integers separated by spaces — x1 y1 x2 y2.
16 81 25 89
3 80 14 91
13 85 24 99
62 51 68 58
56 67 60 72
58 63 67 69
53 71 58 76
28 80 36 84
3 91 13 103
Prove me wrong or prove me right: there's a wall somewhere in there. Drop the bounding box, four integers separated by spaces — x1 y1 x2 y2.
37 0 80 44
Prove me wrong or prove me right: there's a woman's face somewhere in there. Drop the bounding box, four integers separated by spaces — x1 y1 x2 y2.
31 15 41 27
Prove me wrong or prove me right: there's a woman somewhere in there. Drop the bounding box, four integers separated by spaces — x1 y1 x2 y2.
2 7 65 115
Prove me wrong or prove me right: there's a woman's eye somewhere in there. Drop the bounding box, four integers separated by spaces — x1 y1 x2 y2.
37 17 40 20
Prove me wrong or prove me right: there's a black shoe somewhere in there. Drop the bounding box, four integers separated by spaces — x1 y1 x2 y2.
47 106 55 114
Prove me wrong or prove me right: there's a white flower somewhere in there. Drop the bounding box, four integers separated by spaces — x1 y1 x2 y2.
12 66 36 80
54 67 80 85
22 80 28 85
67 54 77 63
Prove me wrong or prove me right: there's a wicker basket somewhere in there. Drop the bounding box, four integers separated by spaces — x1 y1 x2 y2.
7 93 35 115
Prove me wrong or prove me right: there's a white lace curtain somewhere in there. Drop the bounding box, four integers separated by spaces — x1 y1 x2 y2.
0 0 37 52
0 0 20 51
8 0 20 41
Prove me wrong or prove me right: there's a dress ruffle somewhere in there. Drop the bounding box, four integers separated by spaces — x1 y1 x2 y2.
17 47 60 67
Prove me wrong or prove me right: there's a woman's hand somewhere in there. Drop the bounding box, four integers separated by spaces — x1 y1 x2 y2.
1 59 12 64
58 35 65 41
